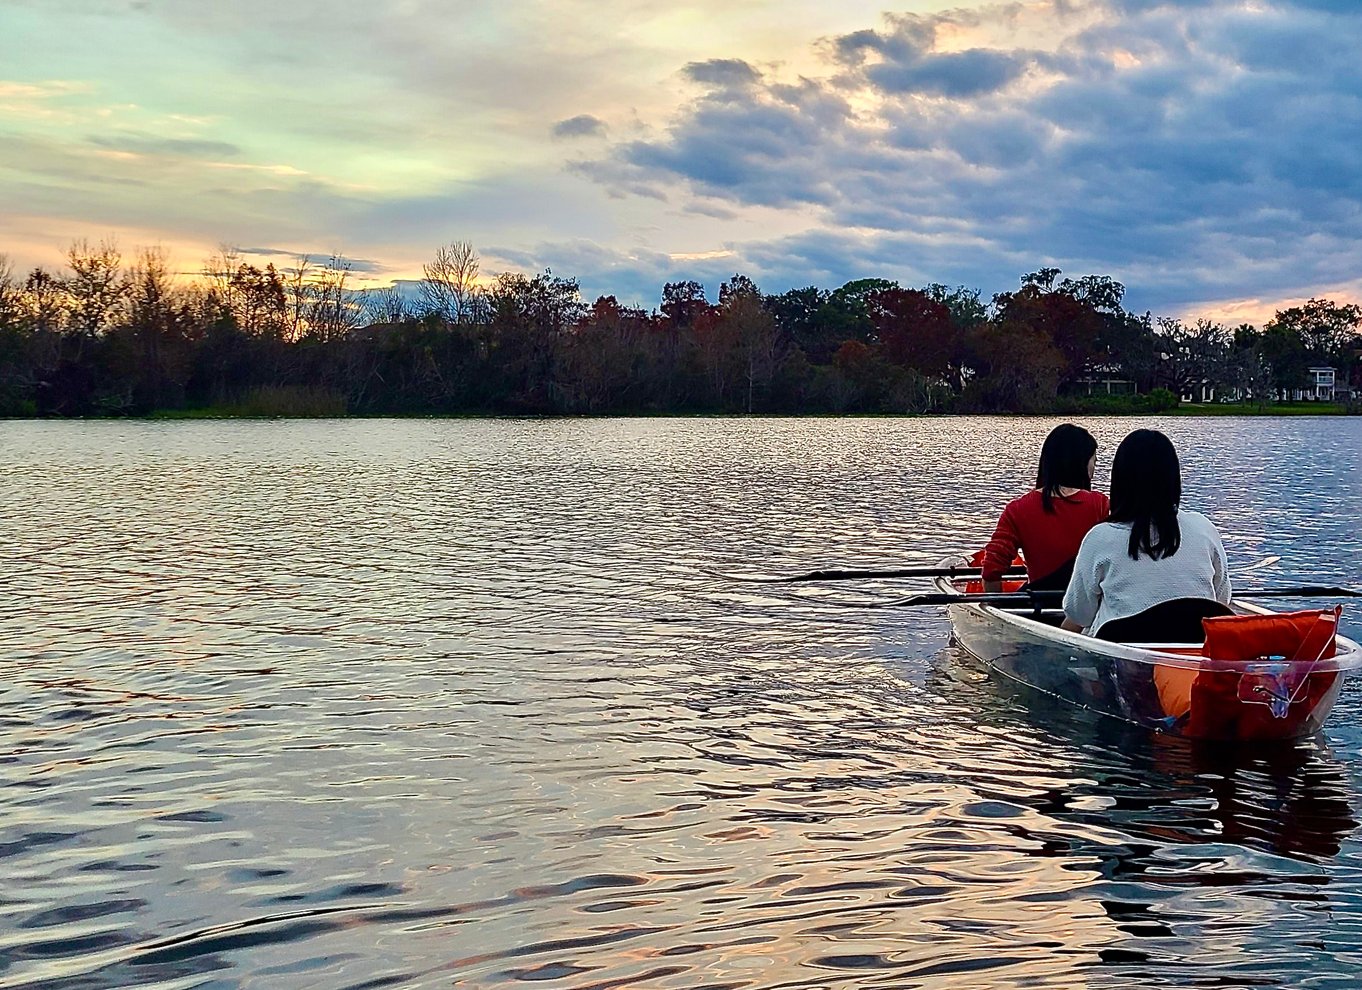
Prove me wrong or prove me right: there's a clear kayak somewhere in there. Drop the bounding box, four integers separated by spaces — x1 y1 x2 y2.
938 571 1362 742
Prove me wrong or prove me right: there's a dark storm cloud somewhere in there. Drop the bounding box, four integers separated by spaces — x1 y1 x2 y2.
572 0 1362 312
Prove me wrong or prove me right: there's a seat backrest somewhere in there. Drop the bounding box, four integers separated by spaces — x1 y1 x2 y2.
1095 597 1234 643
1201 606 1341 662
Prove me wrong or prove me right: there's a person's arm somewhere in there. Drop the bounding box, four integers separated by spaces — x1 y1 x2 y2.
1062 532 1103 633
980 503 1022 593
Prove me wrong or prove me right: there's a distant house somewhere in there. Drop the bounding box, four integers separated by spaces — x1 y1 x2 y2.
1178 381 1243 404
1292 366 1337 401
1080 363 1136 396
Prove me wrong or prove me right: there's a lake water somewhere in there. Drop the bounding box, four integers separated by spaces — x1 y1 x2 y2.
3 416 1362 989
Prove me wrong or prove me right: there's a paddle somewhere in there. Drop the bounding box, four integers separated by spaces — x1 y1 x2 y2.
860 586 1362 609
712 564 1025 584
718 554 1283 585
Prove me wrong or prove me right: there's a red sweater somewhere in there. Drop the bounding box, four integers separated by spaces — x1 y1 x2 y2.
980 489 1110 583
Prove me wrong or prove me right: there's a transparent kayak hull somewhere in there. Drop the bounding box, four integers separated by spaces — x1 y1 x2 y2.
939 577 1362 742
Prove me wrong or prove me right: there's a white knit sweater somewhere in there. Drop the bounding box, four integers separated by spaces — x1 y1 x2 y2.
1062 509 1232 634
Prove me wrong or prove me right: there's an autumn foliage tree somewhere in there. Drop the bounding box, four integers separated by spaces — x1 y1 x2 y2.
2 237 1360 416
869 287 958 383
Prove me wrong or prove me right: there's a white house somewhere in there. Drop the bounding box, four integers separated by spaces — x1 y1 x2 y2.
1293 366 1337 401
1079 363 1136 396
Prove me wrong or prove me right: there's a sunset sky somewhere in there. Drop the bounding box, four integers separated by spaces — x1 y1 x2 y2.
1 0 1359 322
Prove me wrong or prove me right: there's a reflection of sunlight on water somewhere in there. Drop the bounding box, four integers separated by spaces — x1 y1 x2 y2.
0 417 1361 988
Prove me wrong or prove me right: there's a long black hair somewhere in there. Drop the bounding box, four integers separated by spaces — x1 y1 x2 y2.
1108 428 1181 560
1035 423 1098 513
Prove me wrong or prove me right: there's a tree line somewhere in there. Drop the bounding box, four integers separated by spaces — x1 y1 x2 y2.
1 241 1359 417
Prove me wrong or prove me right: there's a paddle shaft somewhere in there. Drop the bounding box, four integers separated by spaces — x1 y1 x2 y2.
730 555 1281 585
727 565 1026 584
886 586 1362 608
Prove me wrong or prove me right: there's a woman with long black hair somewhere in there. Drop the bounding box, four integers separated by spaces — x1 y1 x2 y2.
980 423 1109 592
1062 428 1231 636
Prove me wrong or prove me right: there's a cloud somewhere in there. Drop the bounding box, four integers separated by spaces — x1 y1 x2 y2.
482 238 745 308
0 79 95 99
867 49 1035 97
87 134 243 159
682 58 762 88
228 246 387 273
0 131 378 258
5 0 1362 321
572 0 1362 314
552 114 607 139
332 256 386 274
604 74 852 209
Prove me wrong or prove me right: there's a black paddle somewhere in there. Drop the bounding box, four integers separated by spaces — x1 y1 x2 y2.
717 555 1284 585
712 564 1026 584
859 586 1362 609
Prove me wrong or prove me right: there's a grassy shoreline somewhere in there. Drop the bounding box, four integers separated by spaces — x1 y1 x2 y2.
1163 402 1352 416
125 401 1355 420
5 400 1354 421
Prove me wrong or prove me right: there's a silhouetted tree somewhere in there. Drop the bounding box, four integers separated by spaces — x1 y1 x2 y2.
0 255 32 414
5 233 1362 417
65 238 125 338
661 280 709 330
363 286 411 325
1266 298 1362 365
421 241 484 324
766 285 830 361
1252 322 1312 397
824 278 897 346
1155 318 1231 399
715 276 783 412
120 247 190 411
488 269 585 410
557 295 649 412
299 254 364 343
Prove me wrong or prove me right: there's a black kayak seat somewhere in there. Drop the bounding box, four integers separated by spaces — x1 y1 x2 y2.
1094 597 1234 644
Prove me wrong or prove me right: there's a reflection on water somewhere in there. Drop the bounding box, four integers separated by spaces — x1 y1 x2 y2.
937 653 1361 859
2 416 1362 989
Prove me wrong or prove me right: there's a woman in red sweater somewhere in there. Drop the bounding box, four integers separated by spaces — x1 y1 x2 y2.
981 424 1109 592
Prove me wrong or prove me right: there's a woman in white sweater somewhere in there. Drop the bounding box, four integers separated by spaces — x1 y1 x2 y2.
1061 429 1231 636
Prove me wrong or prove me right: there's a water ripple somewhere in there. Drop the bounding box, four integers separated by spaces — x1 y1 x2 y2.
2 417 1362 988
